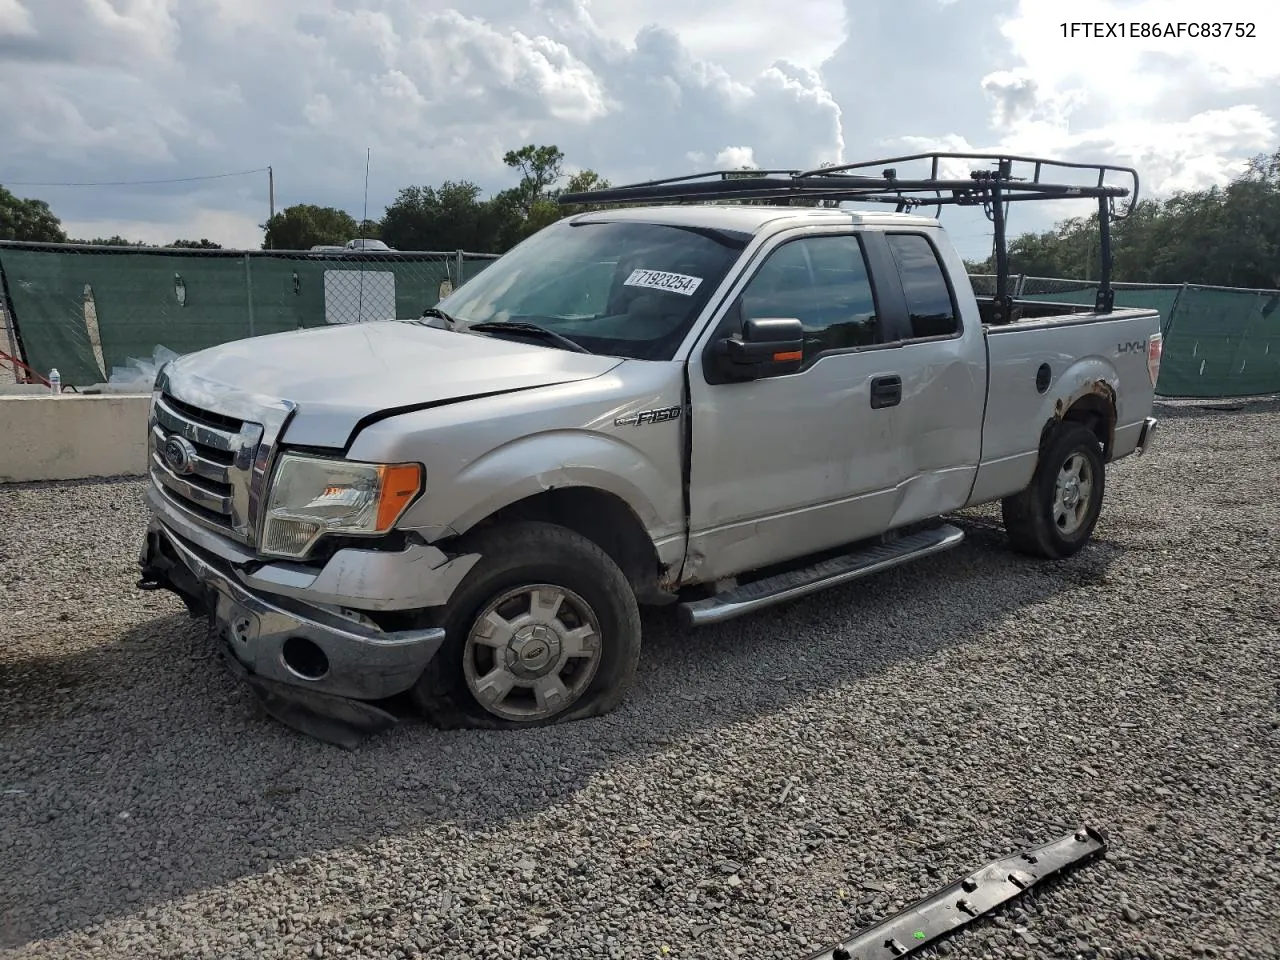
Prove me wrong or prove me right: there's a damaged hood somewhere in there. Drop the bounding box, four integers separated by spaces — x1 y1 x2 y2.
160 320 622 448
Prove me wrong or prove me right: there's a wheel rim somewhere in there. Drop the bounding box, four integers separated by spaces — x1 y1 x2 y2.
1053 451 1095 535
462 583 603 722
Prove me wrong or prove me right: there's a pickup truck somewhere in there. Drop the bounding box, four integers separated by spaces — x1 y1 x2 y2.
137 153 1163 740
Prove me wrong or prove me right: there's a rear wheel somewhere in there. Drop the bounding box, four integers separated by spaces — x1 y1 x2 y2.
411 521 642 729
1002 422 1106 559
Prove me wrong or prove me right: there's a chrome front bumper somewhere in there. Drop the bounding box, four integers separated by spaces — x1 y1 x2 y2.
140 518 447 702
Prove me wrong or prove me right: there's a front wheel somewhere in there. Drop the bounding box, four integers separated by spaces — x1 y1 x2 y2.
1001 422 1106 559
410 521 642 729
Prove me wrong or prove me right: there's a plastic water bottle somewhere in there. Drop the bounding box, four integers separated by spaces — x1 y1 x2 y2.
49 368 61 394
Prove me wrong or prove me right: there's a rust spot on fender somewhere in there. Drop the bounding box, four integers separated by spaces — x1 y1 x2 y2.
1041 380 1118 457
1088 379 1116 403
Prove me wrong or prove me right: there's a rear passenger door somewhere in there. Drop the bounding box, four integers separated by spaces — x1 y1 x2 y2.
869 230 986 525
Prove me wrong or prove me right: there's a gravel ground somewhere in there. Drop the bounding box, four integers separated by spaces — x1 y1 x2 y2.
2 398 1278 960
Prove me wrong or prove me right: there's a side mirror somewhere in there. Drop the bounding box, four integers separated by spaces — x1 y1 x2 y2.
713 317 805 380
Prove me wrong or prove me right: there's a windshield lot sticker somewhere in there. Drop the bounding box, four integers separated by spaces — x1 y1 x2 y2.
624 269 703 296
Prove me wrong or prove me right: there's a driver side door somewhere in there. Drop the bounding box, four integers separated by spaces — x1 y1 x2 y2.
683 229 909 583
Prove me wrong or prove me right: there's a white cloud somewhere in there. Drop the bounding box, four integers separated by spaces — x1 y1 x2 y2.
1001 1 1280 105
0 0 1274 258
63 208 265 248
869 0 1280 255
0 0 35 36
580 0 846 74
714 147 758 168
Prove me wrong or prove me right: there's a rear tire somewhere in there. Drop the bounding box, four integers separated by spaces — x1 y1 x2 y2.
410 521 642 730
1002 422 1106 559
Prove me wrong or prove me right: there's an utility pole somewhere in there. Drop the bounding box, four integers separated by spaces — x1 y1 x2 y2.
266 165 276 250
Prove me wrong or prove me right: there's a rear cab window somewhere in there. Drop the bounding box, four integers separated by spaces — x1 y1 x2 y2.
885 233 960 339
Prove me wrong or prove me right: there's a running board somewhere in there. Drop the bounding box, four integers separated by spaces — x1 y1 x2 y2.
801 826 1109 960
678 524 965 627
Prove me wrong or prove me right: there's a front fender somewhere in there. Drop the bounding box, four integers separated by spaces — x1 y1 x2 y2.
404 429 683 543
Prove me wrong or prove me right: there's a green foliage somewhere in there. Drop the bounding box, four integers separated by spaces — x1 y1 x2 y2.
0 185 67 242
502 144 566 219
381 148 611 253
262 204 359 250
73 235 148 246
12 148 1277 284
168 238 222 249
381 180 517 252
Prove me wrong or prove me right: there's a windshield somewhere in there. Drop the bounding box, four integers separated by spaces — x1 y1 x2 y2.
433 219 751 360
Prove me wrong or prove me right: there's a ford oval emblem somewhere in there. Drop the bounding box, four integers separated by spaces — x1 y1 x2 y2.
162 435 197 475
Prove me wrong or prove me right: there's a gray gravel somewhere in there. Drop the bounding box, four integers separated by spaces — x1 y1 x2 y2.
2 398 1278 960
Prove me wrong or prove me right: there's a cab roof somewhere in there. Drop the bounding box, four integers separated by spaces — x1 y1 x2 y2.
565 204 941 235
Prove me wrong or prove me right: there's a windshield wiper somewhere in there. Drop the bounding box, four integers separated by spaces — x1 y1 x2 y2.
418 306 463 330
466 321 591 354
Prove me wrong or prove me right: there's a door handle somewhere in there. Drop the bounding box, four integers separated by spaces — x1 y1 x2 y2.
870 375 902 409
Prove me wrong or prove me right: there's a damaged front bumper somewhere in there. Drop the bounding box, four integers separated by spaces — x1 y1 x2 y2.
137 505 468 742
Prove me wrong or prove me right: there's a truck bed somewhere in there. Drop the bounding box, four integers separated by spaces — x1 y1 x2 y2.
964 300 1162 506
977 297 1116 327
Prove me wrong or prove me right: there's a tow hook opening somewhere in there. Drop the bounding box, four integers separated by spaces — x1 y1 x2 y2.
281 637 330 681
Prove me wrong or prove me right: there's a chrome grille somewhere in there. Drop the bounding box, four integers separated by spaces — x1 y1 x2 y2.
149 393 265 544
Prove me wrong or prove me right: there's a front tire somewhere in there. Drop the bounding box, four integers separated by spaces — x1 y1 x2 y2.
411 521 642 729
1002 422 1106 559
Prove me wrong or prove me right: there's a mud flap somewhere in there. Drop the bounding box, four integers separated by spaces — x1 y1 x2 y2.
218 644 399 750
804 826 1108 960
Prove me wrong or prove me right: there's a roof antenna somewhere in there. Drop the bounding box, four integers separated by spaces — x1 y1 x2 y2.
362 146 371 227
357 146 371 322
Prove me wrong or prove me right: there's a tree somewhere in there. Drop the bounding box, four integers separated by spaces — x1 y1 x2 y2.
169 238 221 249
380 180 520 253
262 204 359 250
502 144 565 218
960 147 1280 289
552 169 613 217
74 235 147 247
0 185 67 242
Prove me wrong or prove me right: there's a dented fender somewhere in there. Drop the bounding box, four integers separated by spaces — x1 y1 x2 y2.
1041 361 1119 456
429 430 683 541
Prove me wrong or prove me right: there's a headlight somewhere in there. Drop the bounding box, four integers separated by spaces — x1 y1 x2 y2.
261 453 423 559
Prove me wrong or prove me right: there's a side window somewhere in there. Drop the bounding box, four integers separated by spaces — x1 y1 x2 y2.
885 234 959 339
736 235 881 361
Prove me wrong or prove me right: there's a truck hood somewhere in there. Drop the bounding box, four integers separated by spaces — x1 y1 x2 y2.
161 321 623 449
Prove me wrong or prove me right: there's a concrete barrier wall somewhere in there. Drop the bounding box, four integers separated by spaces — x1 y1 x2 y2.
0 394 151 483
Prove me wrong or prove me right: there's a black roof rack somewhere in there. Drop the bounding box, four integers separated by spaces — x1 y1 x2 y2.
558 152 1140 318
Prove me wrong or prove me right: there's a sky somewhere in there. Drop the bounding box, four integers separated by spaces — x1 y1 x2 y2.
1 0 1277 262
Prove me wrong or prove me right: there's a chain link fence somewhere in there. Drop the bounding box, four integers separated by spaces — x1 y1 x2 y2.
0 243 499 388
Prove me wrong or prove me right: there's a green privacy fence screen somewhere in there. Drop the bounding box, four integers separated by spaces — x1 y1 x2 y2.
0 243 499 387
2 243 1277 399
969 274 1280 399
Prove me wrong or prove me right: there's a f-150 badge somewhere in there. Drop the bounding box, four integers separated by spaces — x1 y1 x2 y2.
615 406 682 427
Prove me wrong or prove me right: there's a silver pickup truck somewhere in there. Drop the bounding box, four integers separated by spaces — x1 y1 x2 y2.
138 153 1163 740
